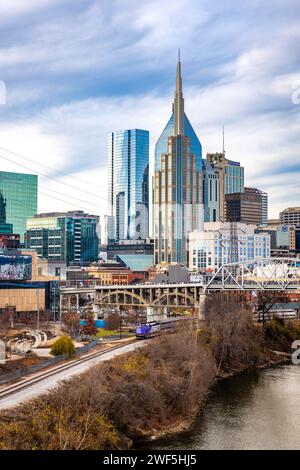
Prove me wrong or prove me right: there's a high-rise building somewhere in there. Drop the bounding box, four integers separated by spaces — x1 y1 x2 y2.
207 153 244 221
25 211 99 265
107 129 149 242
280 207 300 226
0 191 20 249
202 159 219 222
289 226 300 254
0 191 13 234
260 190 268 226
225 187 267 226
0 171 37 241
154 54 204 265
189 222 271 272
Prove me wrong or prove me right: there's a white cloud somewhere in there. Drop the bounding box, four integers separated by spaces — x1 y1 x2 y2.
0 1 58 18
0 0 299 223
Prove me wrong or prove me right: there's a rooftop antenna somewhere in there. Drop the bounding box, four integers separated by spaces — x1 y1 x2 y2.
178 48 180 62
222 125 225 155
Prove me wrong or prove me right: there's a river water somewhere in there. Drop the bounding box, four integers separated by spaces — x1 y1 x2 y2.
147 365 300 450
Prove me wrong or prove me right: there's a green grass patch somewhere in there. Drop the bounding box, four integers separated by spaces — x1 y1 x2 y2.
96 328 118 337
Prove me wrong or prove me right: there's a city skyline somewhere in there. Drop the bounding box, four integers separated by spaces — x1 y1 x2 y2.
0 1 299 220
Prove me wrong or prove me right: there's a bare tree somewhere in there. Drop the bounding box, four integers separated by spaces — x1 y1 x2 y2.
204 293 260 373
105 310 120 331
62 311 80 338
255 291 282 324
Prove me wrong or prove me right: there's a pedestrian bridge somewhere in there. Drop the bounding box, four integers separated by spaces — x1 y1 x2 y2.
205 257 300 291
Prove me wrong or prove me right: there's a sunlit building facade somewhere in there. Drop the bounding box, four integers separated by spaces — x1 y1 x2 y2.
202 159 219 223
154 55 204 265
207 153 244 221
189 222 271 272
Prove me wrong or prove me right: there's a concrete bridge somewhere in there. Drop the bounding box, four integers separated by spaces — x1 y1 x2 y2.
94 283 204 310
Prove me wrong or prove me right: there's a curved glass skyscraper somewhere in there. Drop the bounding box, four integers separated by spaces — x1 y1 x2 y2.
107 129 149 242
154 54 204 265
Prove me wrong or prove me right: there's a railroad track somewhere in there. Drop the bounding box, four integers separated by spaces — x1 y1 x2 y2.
0 339 137 401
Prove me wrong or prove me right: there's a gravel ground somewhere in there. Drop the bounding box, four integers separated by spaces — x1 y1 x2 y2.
0 341 140 410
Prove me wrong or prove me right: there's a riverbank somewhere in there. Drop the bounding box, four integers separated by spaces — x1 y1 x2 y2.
133 348 291 446
146 364 300 450
0 300 298 450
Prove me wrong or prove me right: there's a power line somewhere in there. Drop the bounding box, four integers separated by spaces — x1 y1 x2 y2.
0 178 102 215
39 185 103 209
39 190 99 215
0 152 108 201
0 145 100 188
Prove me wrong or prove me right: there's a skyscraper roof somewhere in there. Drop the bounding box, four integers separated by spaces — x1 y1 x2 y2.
173 50 184 136
155 53 202 172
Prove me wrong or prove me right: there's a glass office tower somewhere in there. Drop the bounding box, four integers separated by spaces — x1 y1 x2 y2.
107 129 149 242
26 211 99 265
225 160 244 194
0 171 38 240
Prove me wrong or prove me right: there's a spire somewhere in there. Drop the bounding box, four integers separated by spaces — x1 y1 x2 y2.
173 50 184 135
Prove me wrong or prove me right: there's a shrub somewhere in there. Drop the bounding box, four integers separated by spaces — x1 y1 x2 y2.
62 311 80 338
50 335 75 358
264 317 300 347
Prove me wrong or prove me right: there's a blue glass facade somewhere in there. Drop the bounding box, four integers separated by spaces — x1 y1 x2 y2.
0 171 37 241
225 160 244 194
155 113 202 172
108 129 149 241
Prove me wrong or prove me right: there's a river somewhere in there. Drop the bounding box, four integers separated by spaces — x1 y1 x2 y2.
146 365 300 450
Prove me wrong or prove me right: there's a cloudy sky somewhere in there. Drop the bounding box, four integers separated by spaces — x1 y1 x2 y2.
0 0 299 223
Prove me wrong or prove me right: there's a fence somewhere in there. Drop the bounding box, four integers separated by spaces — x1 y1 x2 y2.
0 339 99 386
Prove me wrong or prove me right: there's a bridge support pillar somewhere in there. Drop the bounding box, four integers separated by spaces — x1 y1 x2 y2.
198 293 206 320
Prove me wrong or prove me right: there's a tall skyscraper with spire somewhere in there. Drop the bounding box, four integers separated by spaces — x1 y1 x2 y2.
154 53 204 265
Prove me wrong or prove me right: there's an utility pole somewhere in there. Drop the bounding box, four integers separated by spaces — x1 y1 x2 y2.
53 282 56 336
36 288 40 329
222 125 225 155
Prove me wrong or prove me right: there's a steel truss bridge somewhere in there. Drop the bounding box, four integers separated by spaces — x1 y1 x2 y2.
206 257 300 291
60 258 300 311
